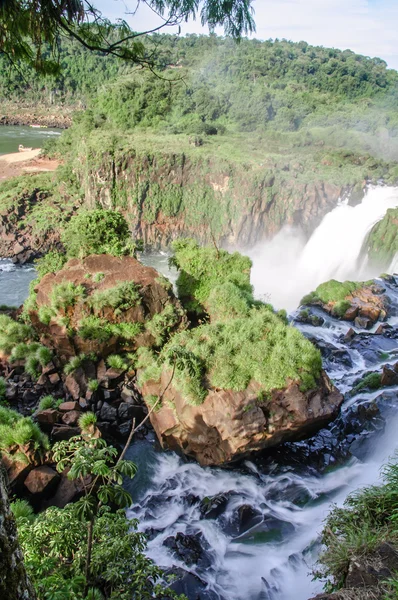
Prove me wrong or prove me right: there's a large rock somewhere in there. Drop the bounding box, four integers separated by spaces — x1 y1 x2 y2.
24 465 59 496
30 254 186 360
140 371 343 466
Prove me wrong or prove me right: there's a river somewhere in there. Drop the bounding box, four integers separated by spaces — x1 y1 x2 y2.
0 125 61 156
1 127 398 600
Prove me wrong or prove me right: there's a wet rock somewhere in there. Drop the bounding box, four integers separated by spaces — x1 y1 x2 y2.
354 316 373 329
24 465 59 496
99 402 117 422
51 425 80 442
64 368 87 400
200 492 233 519
163 532 210 568
236 504 263 534
165 567 220 600
381 365 398 387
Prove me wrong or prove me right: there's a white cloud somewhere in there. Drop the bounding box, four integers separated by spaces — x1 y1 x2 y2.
94 0 398 69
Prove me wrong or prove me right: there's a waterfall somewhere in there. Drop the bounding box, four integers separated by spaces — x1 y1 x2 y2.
248 185 398 311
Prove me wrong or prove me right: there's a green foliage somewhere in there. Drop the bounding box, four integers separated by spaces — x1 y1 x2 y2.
301 279 365 306
61 210 135 259
143 304 322 405
367 208 398 268
35 250 67 280
352 372 382 394
314 455 398 592
171 238 253 315
51 282 86 311
0 314 34 354
64 354 86 375
78 412 97 434
78 316 113 342
146 303 183 345
90 282 140 314
0 405 49 461
92 272 105 283
106 354 129 371
10 499 35 523
38 395 58 411
332 300 352 318
87 379 99 392
0 377 6 400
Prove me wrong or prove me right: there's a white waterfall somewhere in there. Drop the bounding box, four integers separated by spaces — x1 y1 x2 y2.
248 185 398 311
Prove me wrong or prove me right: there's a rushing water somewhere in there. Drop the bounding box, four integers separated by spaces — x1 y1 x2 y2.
249 185 398 311
0 125 61 156
1 181 398 599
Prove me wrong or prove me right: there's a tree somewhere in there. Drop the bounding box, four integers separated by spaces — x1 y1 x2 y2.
0 0 255 74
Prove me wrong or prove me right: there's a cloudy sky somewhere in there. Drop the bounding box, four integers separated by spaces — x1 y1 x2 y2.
95 0 398 69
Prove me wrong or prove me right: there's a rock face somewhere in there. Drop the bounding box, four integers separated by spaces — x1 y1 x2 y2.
140 371 343 466
0 466 36 600
31 254 186 360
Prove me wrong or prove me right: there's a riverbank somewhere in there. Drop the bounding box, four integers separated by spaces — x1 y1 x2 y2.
0 150 59 181
0 101 72 129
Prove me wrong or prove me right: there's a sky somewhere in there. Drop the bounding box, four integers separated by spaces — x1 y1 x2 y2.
94 0 398 70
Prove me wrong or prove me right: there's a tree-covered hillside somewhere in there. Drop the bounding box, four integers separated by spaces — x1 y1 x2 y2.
2 34 398 161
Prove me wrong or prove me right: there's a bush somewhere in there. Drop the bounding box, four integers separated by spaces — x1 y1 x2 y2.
0 377 6 400
170 238 253 316
90 281 140 314
78 316 113 342
10 499 35 523
106 354 129 371
38 395 57 410
332 300 351 318
0 406 49 462
51 282 86 311
0 314 34 355
61 209 135 259
35 251 67 280
64 354 86 375
87 379 99 392
78 411 97 433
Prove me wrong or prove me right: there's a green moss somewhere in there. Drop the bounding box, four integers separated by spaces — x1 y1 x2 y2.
352 372 382 394
332 300 352 318
367 208 398 267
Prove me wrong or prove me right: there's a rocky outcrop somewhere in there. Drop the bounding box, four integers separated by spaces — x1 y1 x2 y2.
140 371 343 466
31 254 186 360
79 146 359 250
0 466 36 600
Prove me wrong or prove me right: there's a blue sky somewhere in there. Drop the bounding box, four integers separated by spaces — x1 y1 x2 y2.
95 0 398 69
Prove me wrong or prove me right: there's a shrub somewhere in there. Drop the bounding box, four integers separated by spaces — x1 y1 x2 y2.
142 304 322 406
170 238 253 315
61 209 135 258
0 377 6 400
332 300 351 318
0 406 49 462
10 499 35 523
146 304 182 345
78 411 97 433
109 321 142 340
50 282 86 311
78 316 112 342
90 281 140 314
38 395 57 410
35 251 67 280
36 346 52 366
0 314 34 354
24 355 41 379
87 379 99 392
37 305 56 325
93 272 105 283
64 354 86 375
106 354 129 371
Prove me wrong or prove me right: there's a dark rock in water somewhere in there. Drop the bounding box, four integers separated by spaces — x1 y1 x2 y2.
381 365 398 387
200 492 234 519
354 316 373 329
99 402 118 422
165 567 221 600
163 532 211 568
236 504 263 533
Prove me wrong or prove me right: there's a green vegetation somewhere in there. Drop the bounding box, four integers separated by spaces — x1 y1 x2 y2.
0 405 49 463
87 379 99 393
0 377 6 400
314 455 398 595
146 303 184 345
301 279 364 306
170 238 253 315
367 208 398 267
332 300 352 318
51 282 86 311
139 242 322 405
106 354 129 371
35 250 68 279
90 282 140 314
61 210 135 259
352 372 383 394
38 395 61 411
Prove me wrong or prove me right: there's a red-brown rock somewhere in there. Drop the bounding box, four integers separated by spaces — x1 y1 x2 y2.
36 409 60 425
58 401 80 412
24 465 59 495
62 410 81 426
140 370 343 466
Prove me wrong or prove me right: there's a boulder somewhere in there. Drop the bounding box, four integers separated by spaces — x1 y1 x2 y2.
51 425 80 442
58 401 80 412
24 466 59 496
62 410 81 426
64 368 87 400
30 254 186 360
381 365 398 387
140 371 343 466
36 409 60 425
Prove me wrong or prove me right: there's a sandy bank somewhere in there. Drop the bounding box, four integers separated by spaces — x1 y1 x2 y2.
0 149 59 180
